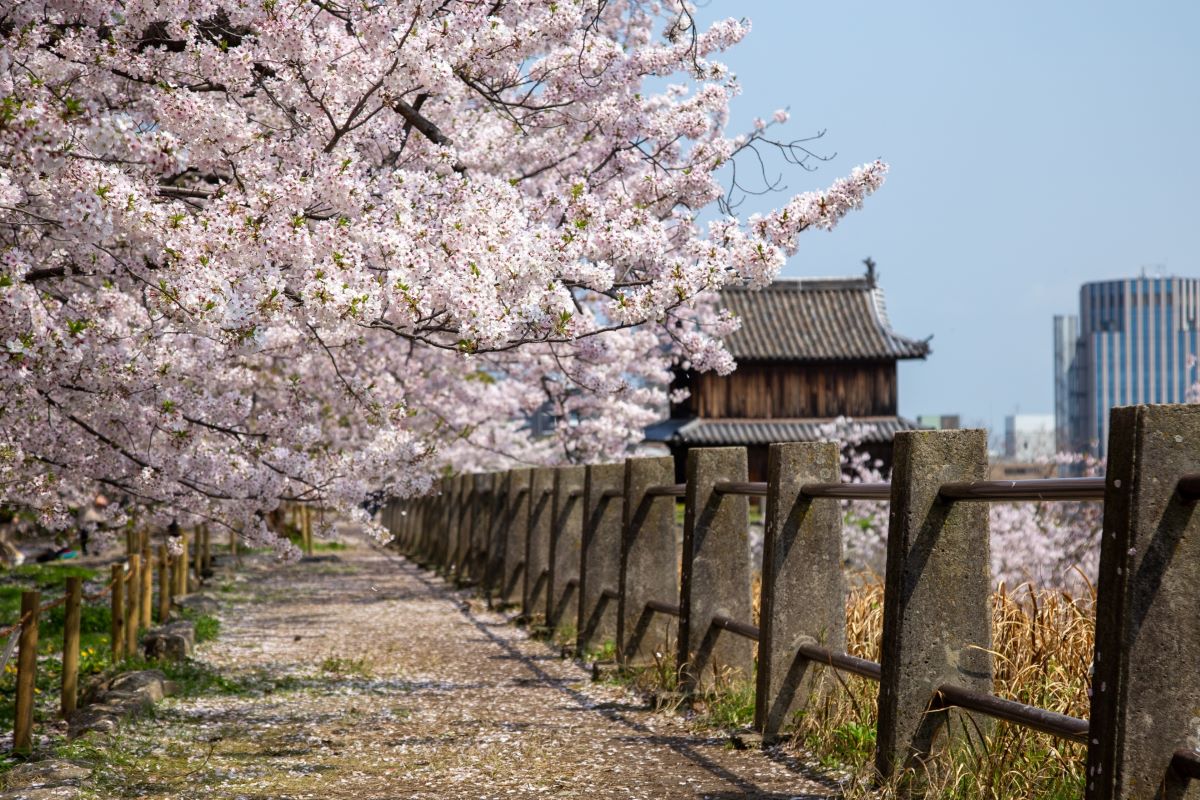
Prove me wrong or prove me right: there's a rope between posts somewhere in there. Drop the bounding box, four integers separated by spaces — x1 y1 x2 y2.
0 613 31 640
0 566 124 637
83 575 119 602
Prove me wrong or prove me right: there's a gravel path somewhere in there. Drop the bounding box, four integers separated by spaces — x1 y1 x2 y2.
82 537 840 799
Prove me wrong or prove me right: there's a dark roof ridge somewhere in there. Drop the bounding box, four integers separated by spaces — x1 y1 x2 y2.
724 276 873 291
718 274 930 361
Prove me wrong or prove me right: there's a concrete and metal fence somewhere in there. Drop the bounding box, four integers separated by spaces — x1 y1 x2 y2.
382 403 1200 800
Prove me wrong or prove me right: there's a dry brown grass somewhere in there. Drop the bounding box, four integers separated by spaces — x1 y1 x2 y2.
630 559 1094 798
793 576 1094 799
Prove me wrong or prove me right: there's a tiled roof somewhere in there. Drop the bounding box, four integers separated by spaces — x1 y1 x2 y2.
646 416 917 445
721 277 930 361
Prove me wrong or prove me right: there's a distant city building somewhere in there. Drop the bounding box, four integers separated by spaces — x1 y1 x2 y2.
1004 414 1055 461
1056 276 1200 455
1052 314 1078 452
916 414 960 430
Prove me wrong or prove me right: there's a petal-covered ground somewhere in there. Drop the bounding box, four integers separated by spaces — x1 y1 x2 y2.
75 536 839 799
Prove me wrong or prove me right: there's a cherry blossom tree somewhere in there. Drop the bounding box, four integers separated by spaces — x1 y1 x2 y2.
1 1 886 548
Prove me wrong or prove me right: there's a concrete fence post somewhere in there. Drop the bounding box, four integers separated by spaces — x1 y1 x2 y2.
452 476 472 579
427 491 441 566
433 481 448 572
439 479 451 573
403 500 413 552
619 456 679 666
1086 404 1200 800
406 499 418 559
475 474 499 587
398 503 412 554
405 500 415 557
499 469 532 608
578 463 624 657
421 495 435 565
403 499 415 554
399 501 406 545
430 490 441 568
524 467 556 623
414 498 424 557
875 428 993 779
446 481 459 573
756 441 844 742
679 447 753 693
548 465 586 635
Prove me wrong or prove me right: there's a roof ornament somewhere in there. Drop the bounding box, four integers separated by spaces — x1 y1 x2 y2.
863 256 878 288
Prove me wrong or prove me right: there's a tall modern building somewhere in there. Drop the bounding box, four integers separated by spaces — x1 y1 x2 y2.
1052 315 1078 452
1055 276 1200 456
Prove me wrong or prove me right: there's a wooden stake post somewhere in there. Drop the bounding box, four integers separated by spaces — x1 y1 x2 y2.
158 544 171 623
140 544 153 629
110 563 125 662
201 526 211 575
303 507 314 556
125 554 140 655
193 528 202 584
177 530 189 597
61 577 82 718
13 591 40 755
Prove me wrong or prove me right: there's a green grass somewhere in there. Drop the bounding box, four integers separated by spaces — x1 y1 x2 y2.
0 562 100 626
582 639 617 663
550 623 577 650
9 562 100 588
133 655 247 696
809 720 876 771
319 654 372 678
695 679 757 730
173 608 220 644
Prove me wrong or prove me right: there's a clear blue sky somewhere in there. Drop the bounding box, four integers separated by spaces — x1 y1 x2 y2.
692 0 1200 432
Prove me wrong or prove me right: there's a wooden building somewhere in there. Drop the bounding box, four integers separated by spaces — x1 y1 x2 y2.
646 272 930 482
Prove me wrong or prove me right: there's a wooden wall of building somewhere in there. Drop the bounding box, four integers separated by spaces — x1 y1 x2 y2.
678 360 898 419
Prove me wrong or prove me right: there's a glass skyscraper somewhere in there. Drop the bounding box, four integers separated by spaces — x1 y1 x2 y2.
1055 276 1200 456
